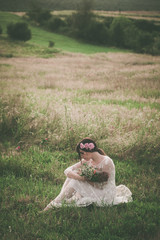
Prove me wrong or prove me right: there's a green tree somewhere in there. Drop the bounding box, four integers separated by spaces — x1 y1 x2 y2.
7 22 31 41
84 21 109 44
109 16 158 54
71 0 95 35
48 17 66 32
110 17 139 49
0 25 2 34
26 4 51 25
152 36 160 55
136 31 154 53
104 17 114 28
134 19 158 33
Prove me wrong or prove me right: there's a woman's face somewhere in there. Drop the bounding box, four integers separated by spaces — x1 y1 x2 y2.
79 150 92 161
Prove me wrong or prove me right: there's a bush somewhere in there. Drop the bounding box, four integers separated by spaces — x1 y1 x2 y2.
123 26 140 50
27 6 52 25
84 21 109 44
110 17 139 48
48 17 66 32
0 25 2 34
149 36 160 55
109 17 155 54
7 22 31 41
104 17 114 28
133 19 159 33
136 31 154 53
48 40 55 47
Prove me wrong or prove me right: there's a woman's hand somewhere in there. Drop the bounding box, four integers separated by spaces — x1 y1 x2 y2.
77 175 86 181
76 168 82 175
66 170 86 181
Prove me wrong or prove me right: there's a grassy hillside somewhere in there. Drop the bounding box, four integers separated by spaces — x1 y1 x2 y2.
0 49 160 240
0 10 160 240
0 12 126 55
0 0 160 11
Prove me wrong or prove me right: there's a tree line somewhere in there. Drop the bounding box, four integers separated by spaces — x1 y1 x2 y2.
1 0 160 55
0 0 160 11
26 0 160 55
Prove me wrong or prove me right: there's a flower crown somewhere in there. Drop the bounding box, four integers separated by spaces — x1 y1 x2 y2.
80 142 95 151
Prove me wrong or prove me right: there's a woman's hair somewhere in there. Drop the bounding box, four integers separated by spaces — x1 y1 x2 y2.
76 137 106 158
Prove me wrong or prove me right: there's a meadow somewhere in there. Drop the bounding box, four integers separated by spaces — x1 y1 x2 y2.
0 12 160 240
52 10 160 23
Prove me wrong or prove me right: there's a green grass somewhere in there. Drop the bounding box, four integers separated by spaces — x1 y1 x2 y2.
0 91 159 239
0 148 159 240
29 26 123 54
0 11 127 55
72 97 160 110
0 10 160 240
137 89 160 99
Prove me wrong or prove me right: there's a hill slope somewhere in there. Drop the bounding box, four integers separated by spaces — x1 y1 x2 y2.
0 12 125 55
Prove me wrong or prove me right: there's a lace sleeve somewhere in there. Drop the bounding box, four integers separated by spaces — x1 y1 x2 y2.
102 157 115 174
64 161 82 176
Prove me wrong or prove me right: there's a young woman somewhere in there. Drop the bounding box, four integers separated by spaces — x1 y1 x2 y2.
43 137 132 211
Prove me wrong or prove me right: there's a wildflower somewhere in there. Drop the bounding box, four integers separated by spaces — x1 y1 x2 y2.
93 169 97 174
16 146 20 150
80 163 108 183
41 138 48 144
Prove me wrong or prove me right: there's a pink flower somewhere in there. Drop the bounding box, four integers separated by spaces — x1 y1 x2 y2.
80 143 85 149
45 138 48 141
80 142 95 150
16 146 20 150
88 143 95 150
84 143 89 149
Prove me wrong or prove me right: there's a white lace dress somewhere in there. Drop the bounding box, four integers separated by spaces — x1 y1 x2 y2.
46 156 132 208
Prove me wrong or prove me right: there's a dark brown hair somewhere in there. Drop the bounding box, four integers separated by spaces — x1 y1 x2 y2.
76 137 106 159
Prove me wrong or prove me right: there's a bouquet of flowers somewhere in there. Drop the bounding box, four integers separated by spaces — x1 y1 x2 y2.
80 163 108 183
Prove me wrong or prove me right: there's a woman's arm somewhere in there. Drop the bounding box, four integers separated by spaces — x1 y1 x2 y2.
66 171 86 181
102 157 115 178
64 159 86 181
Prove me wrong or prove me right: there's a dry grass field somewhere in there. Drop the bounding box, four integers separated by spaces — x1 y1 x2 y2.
0 48 160 239
94 11 160 22
1 51 160 161
13 10 160 22
0 9 160 240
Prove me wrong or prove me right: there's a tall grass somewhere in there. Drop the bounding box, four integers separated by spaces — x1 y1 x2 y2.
0 50 159 163
0 17 160 239
0 148 159 240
